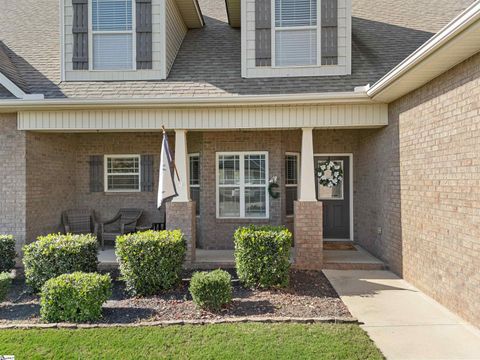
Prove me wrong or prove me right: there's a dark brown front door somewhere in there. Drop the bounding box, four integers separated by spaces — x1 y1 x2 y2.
315 156 350 239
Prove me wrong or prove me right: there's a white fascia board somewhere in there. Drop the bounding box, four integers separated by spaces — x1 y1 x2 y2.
368 0 480 101
0 90 374 111
0 72 44 100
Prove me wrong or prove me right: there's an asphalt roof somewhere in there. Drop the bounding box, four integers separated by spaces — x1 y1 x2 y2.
0 0 475 99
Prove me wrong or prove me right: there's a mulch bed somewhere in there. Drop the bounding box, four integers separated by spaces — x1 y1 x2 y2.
0 270 350 325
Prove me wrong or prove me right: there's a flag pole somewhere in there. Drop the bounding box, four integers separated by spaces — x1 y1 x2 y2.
162 125 181 182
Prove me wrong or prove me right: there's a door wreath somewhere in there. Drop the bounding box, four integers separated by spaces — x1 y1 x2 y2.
316 161 343 188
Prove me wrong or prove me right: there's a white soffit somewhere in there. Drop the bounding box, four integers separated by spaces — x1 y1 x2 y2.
368 1 480 103
226 0 241 28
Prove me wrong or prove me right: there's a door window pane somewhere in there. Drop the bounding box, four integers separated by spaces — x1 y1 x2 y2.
219 188 240 217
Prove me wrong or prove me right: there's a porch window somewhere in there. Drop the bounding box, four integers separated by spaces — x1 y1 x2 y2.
189 154 200 215
285 153 299 216
104 155 140 192
274 0 318 66
92 0 135 70
216 152 269 219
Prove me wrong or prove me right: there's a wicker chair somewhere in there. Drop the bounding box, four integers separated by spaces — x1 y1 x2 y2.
100 208 143 249
62 209 99 236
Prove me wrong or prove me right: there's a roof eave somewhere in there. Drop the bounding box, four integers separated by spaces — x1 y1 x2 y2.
368 0 480 103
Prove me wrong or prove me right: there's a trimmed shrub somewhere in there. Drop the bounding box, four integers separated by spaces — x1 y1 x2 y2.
189 269 232 311
23 233 98 292
0 272 12 302
0 235 16 272
116 230 186 296
234 225 292 289
40 272 112 323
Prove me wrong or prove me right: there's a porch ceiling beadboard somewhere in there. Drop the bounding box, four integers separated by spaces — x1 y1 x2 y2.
17 103 387 130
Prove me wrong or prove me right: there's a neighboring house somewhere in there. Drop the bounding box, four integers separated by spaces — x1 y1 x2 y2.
0 0 479 326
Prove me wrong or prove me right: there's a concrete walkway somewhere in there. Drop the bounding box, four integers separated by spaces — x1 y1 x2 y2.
324 270 480 360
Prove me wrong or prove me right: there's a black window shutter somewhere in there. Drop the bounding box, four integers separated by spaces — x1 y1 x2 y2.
141 154 154 192
321 0 338 65
136 0 153 69
72 0 89 70
89 155 104 192
255 0 271 67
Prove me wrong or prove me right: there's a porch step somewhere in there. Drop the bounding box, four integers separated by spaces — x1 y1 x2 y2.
322 245 386 271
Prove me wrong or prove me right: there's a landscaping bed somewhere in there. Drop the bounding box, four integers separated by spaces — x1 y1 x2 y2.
0 270 350 325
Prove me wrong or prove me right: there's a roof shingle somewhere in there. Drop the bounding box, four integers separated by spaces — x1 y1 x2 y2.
0 0 475 99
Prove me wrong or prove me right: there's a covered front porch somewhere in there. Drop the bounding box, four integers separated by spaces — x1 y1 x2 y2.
19 102 388 270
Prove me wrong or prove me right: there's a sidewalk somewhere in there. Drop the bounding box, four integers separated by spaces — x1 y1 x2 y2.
324 270 480 360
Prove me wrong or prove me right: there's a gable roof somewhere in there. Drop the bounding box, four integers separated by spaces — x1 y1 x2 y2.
0 0 476 100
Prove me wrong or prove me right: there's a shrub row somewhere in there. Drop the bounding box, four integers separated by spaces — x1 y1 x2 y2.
0 235 16 272
40 272 112 323
23 233 98 292
116 230 186 296
234 225 292 288
0 272 11 302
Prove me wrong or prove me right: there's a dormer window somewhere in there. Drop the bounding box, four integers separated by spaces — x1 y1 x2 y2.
242 0 351 78
274 0 317 67
91 0 135 70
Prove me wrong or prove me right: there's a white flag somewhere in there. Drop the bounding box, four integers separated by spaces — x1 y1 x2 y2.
157 131 178 208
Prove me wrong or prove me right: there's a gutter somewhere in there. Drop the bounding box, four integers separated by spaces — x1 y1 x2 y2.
0 91 374 111
368 0 480 98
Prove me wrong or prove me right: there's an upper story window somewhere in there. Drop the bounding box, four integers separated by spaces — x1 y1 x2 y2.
92 0 135 70
274 0 317 66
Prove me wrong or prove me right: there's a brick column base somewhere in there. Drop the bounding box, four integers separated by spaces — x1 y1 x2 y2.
166 201 196 264
293 201 323 270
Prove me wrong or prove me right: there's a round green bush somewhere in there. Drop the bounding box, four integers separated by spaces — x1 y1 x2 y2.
0 272 12 302
0 235 16 272
189 269 232 311
116 230 186 296
23 233 98 292
40 272 112 323
234 225 292 289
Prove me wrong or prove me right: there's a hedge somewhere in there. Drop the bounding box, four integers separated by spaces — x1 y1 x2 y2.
0 235 16 272
23 233 98 292
234 226 292 288
116 230 186 296
40 272 112 323
0 272 11 302
189 269 232 311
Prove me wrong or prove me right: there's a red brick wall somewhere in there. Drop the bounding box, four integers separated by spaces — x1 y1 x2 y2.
357 53 480 327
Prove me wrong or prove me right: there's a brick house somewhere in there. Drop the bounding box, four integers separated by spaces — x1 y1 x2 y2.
0 0 479 326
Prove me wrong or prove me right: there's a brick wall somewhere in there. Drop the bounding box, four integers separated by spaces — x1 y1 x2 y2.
0 114 27 252
357 53 480 327
25 132 77 242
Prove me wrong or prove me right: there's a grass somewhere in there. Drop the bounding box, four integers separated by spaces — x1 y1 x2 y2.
0 323 383 360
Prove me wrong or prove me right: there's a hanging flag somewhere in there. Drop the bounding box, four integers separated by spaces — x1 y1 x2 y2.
157 129 178 208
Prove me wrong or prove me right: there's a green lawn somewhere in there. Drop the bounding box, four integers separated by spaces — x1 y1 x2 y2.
0 323 383 360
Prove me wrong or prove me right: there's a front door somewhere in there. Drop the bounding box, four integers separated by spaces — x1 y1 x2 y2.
315 156 350 239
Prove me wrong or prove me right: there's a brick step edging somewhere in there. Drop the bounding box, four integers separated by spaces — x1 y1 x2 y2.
0 317 358 330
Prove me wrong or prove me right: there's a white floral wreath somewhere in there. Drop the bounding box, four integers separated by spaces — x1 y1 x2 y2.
316 161 344 188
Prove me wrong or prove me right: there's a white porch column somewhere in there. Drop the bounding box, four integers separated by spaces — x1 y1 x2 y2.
299 128 317 201
172 129 191 203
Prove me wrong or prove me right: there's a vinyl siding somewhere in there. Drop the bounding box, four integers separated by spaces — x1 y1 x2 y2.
18 103 387 131
166 0 188 75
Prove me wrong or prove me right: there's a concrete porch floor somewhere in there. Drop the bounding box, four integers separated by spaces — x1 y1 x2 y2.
97 244 385 270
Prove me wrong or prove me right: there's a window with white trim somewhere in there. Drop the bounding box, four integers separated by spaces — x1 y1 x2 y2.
285 153 299 216
217 152 269 219
274 0 318 66
189 154 200 215
92 0 135 70
104 155 140 192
